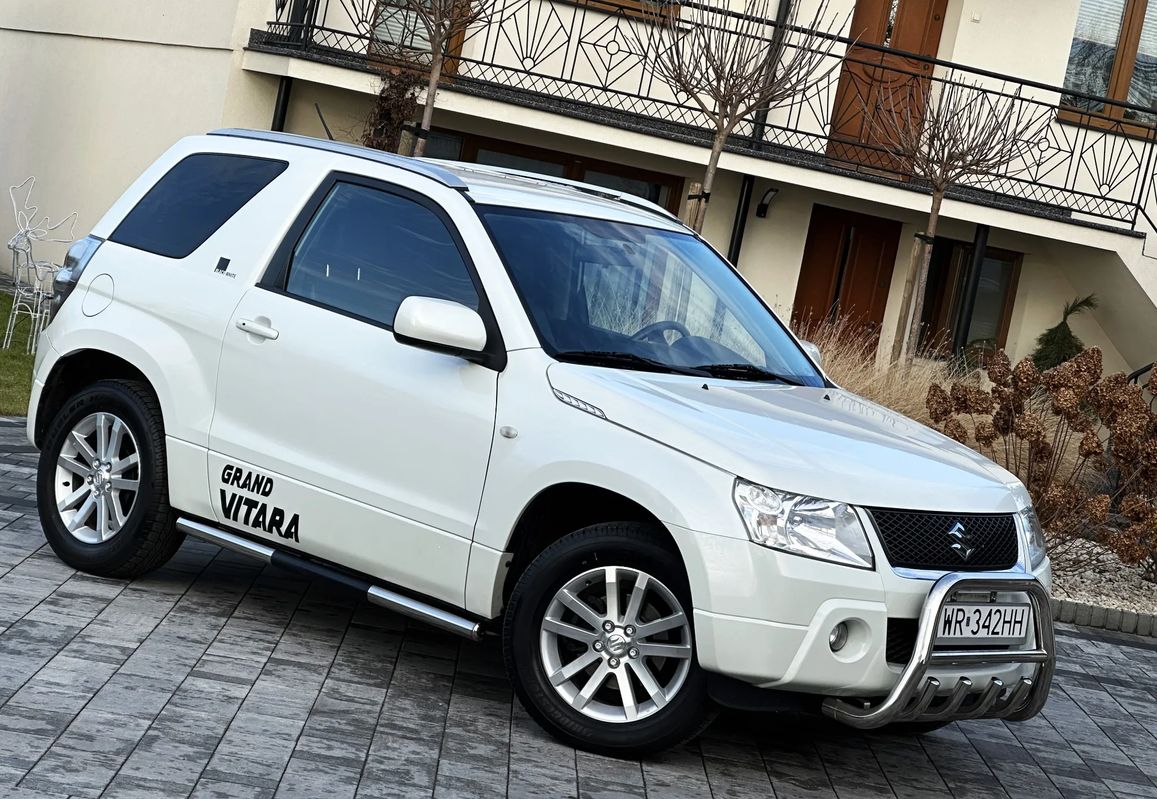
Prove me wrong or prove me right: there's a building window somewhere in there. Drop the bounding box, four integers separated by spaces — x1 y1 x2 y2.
918 239 1021 363
373 0 430 55
1063 0 1157 123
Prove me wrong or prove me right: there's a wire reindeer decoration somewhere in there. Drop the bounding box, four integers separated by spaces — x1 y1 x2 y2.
5 177 78 353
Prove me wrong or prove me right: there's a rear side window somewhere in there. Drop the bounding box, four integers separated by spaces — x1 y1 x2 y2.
110 153 287 258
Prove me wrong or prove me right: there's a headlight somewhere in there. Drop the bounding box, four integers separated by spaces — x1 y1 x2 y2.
1019 505 1047 569
733 479 874 569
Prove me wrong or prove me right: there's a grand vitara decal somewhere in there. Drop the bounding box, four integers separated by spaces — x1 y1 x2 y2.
219 464 300 543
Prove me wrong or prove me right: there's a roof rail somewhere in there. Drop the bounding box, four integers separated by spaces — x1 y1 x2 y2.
429 160 682 224
208 129 469 190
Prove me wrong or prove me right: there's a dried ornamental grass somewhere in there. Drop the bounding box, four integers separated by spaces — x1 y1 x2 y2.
794 315 954 425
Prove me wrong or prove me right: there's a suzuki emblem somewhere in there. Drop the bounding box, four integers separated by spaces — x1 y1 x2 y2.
947 521 975 561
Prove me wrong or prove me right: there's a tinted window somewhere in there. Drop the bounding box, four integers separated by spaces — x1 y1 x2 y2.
285 182 478 327
111 154 286 258
480 206 823 387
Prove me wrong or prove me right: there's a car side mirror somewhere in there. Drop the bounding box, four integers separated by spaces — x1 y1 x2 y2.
800 340 822 368
394 296 488 360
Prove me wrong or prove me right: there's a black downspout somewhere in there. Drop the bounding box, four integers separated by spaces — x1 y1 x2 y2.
271 76 294 132
727 175 755 264
287 0 310 41
952 224 990 358
725 0 793 266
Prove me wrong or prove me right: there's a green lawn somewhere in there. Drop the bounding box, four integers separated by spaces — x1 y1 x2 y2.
0 292 36 416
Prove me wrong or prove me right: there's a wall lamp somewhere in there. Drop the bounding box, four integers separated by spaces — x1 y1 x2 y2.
755 187 780 218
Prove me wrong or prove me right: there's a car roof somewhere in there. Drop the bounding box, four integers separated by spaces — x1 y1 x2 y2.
209 129 688 233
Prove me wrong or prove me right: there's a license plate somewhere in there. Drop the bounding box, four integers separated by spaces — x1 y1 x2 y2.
937 603 1031 644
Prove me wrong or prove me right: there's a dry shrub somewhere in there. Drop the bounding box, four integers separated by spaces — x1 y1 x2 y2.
798 316 1157 577
796 315 955 425
924 348 1157 575
363 68 422 154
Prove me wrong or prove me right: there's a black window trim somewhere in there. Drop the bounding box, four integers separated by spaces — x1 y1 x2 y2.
258 171 507 371
110 152 289 260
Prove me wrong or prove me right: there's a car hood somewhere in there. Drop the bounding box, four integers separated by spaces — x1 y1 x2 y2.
547 363 1027 514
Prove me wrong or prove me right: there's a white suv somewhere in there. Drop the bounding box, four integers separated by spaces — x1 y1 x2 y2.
27 130 1054 755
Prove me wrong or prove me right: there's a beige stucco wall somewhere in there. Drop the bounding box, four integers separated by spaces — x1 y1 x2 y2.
0 0 286 271
733 182 816 314
937 0 1080 86
0 29 234 269
0 0 240 50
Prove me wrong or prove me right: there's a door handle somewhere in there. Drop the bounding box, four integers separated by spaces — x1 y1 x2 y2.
236 318 279 340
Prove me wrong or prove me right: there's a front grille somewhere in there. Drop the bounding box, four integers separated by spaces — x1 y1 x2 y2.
866 508 1019 572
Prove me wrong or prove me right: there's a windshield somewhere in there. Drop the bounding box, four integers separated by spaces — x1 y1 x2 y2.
478 206 824 387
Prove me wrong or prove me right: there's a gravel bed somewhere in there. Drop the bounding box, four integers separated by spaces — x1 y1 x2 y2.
1052 544 1157 616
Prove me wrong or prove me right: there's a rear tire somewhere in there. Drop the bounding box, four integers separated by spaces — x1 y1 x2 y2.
503 522 710 757
37 379 182 578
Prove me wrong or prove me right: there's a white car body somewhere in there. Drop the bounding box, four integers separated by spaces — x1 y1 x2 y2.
27 130 1054 748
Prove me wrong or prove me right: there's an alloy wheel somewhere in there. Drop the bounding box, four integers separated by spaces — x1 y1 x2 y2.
53 412 141 544
539 566 692 724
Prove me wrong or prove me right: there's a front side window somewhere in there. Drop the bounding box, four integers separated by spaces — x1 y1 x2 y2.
111 154 286 258
479 206 823 387
1064 0 1157 123
284 182 478 327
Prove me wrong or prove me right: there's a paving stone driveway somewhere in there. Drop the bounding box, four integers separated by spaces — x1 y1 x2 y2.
3 417 1157 798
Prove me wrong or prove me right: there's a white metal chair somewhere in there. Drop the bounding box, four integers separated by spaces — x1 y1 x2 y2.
3 178 76 354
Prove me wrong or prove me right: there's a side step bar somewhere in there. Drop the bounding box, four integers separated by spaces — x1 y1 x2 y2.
177 517 483 641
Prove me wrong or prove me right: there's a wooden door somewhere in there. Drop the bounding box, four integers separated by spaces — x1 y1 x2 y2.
792 205 901 341
827 0 950 170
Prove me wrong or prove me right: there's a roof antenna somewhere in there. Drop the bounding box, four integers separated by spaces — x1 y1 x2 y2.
315 103 335 141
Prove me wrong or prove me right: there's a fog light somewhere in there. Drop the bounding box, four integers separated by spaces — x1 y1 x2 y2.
829 622 849 652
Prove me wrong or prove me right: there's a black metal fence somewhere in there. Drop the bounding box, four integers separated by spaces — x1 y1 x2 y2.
252 0 1157 235
1130 362 1156 413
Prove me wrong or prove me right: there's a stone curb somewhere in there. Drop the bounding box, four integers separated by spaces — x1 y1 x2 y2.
1051 598 1156 636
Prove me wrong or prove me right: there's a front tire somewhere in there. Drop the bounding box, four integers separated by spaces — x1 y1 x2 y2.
503 522 710 757
37 379 182 578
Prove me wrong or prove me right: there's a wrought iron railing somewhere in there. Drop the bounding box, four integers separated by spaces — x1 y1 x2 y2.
251 0 1157 236
1129 362 1156 413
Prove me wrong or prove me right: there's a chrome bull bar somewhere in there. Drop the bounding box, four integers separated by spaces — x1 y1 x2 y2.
822 572 1055 730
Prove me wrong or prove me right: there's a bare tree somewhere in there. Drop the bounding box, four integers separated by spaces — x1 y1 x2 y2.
387 0 507 156
864 78 1052 364
636 0 847 232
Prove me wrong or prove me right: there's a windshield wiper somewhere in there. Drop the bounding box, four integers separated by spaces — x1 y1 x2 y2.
554 351 710 378
692 363 805 386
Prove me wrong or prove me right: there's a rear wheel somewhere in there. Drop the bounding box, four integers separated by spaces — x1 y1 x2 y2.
503 522 710 756
37 380 182 578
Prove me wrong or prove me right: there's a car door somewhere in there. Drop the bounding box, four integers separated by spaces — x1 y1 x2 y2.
208 173 500 606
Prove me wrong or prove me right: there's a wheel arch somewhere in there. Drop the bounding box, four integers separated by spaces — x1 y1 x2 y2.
499 482 686 606
34 349 160 447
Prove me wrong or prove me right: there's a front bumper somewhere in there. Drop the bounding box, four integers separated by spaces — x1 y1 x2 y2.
821 571 1054 729
668 524 1054 727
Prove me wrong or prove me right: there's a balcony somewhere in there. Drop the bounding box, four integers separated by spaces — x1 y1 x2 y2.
248 0 1157 238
